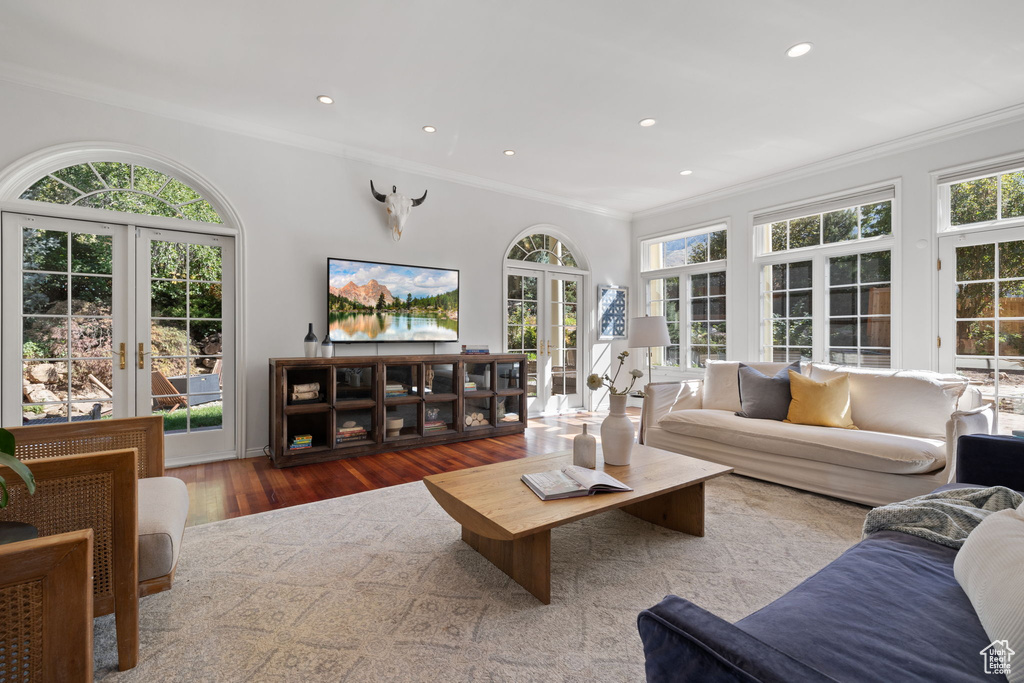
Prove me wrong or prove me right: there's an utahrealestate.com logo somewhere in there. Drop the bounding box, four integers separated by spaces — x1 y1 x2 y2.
981 640 1015 676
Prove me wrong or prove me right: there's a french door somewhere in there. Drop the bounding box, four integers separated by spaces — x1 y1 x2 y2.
939 226 1024 434
2 213 235 464
506 267 583 415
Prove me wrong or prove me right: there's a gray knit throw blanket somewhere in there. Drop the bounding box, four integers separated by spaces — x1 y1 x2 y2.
862 486 1024 549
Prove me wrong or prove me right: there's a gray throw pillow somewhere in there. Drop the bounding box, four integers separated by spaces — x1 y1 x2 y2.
735 361 800 421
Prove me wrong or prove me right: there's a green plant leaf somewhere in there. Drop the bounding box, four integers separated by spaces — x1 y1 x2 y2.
0 451 35 497
0 476 7 508
0 427 13 457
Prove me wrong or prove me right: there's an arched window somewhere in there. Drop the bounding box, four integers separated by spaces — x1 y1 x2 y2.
20 162 222 224
506 233 578 267
503 228 588 415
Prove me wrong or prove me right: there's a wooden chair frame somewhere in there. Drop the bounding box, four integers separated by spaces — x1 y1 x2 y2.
0 529 94 682
7 416 174 600
7 415 165 478
0 448 139 671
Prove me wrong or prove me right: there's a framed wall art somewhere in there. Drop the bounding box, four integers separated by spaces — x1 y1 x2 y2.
598 285 628 340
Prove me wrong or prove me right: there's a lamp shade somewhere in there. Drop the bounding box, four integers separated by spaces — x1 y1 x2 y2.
628 315 670 348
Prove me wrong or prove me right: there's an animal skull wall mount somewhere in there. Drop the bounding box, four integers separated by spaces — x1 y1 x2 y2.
370 180 428 242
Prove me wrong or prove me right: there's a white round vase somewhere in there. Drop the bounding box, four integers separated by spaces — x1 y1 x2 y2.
601 394 635 466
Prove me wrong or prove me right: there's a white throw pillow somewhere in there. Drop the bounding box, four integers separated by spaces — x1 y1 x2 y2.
808 364 967 440
954 503 1024 683
702 360 799 412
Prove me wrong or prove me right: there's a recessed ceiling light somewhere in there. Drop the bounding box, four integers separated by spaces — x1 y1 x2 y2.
786 42 813 58
422 125 436 133
503 150 516 156
679 170 693 176
316 95 334 105
638 118 657 127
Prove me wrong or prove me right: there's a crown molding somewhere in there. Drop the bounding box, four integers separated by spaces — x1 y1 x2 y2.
633 100 1024 221
0 61 630 222
8 58 1024 226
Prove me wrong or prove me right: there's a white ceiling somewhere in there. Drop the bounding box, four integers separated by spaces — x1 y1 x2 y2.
2 1 1024 216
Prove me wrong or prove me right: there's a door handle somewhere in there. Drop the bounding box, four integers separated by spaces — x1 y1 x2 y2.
119 343 126 370
138 343 147 369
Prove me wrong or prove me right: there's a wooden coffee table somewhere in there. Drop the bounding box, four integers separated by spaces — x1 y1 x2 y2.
423 444 732 604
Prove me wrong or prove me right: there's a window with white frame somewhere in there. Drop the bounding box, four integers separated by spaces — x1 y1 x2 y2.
642 224 727 368
755 186 895 367
939 161 1024 230
21 161 223 223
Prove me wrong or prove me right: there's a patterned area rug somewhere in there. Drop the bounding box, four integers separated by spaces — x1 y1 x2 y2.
94 474 867 681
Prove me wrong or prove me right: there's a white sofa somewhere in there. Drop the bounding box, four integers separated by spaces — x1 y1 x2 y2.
641 361 995 506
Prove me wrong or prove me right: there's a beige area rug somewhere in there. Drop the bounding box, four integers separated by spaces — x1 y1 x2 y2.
94 474 867 681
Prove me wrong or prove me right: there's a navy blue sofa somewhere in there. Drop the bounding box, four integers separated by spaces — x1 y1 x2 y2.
637 434 1024 682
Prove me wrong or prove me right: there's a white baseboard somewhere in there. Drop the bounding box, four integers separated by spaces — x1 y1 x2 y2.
245 447 269 459
165 450 237 468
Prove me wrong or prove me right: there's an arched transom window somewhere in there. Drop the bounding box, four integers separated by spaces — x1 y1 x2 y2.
21 162 222 224
506 233 578 267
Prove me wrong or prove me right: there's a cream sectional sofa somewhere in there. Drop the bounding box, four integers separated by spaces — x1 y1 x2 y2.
641 361 995 506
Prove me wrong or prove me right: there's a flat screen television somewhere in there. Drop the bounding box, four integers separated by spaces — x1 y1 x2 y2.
327 257 459 343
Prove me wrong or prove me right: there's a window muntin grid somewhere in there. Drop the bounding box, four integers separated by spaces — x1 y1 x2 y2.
20 162 222 224
765 200 891 253
946 169 1024 228
506 233 578 267
689 272 727 369
827 250 892 368
21 226 115 423
763 260 813 362
642 226 726 272
646 271 726 368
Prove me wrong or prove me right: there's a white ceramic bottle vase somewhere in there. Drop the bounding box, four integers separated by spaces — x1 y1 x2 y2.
303 323 318 358
573 423 597 468
601 393 635 466
321 335 334 358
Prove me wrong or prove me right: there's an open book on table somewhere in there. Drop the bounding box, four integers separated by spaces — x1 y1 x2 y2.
521 465 633 501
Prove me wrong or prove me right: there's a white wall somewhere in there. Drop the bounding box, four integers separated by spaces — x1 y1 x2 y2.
632 115 1024 378
0 80 631 457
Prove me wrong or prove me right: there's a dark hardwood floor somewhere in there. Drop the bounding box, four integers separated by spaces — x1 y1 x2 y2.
168 409 640 526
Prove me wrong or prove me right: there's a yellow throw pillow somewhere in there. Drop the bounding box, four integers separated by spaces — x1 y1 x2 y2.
784 370 858 429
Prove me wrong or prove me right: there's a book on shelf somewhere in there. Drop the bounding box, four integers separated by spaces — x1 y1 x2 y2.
463 381 477 391
521 466 632 501
461 344 490 355
289 433 313 450
424 420 447 432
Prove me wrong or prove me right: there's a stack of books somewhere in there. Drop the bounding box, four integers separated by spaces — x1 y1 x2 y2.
385 383 407 397
336 425 368 444
424 420 447 433
289 434 313 450
461 345 489 355
290 382 321 402
463 381 477 391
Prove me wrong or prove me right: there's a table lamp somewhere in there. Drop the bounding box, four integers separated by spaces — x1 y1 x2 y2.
628 316 671 396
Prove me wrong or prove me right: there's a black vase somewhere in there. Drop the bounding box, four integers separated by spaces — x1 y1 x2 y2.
303 323 318 358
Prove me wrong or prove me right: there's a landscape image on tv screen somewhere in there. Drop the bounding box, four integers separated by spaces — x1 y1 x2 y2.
328 258 459 342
